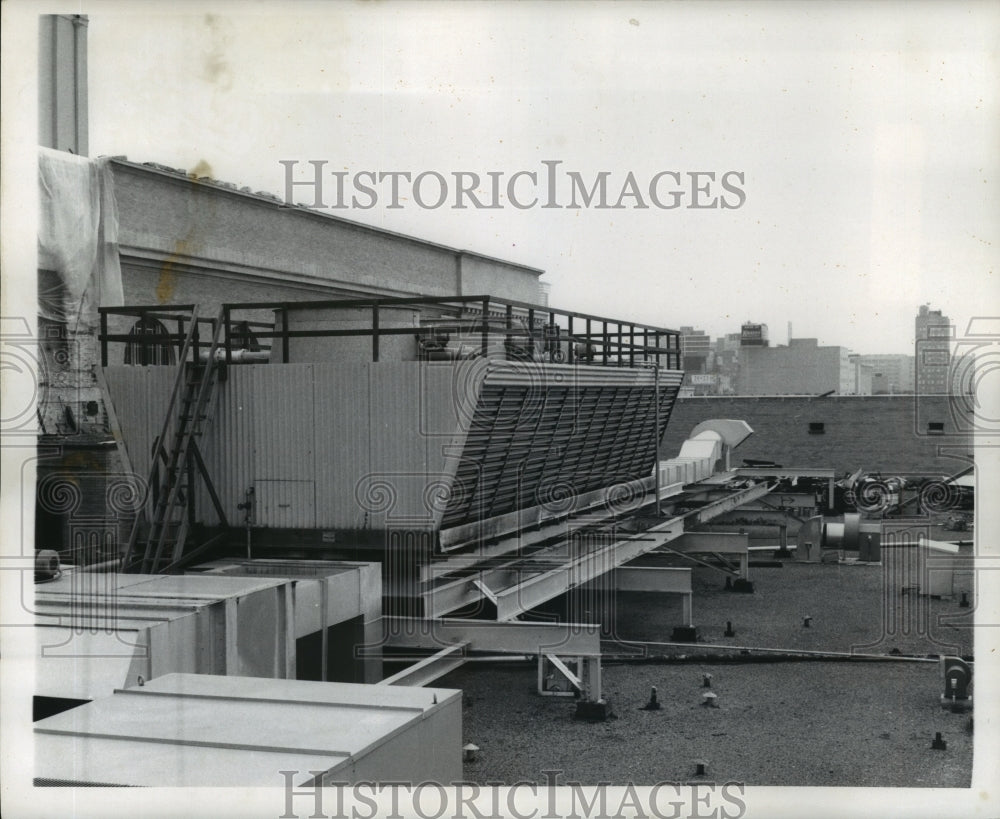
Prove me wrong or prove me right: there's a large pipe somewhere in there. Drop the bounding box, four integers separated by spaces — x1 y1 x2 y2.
197 349 270 363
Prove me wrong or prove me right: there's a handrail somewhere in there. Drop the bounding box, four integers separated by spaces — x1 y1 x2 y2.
105 295 683 369
220 293 680 336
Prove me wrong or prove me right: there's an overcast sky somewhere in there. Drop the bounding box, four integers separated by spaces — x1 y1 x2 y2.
69 1 1000 353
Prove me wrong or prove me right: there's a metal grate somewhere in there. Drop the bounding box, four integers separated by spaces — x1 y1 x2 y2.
441 378 680 528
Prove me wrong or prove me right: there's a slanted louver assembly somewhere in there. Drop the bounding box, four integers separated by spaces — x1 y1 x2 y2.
441 364 682 530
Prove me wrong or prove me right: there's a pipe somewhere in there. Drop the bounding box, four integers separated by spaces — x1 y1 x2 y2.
80 556 123 572
197 349 270 363
604 639 943 663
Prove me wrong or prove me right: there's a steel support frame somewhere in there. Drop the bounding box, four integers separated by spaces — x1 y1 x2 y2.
378 642 469 687
424 482 771 619
538 654 601 701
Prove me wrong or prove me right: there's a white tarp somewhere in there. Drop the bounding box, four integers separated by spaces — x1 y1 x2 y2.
38 147 123 330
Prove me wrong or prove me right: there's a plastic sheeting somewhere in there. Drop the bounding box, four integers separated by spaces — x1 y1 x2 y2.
38 147 123 330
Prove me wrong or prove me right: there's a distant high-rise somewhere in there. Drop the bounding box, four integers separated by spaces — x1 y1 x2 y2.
915 304 952 395
679 325 712 372
856 354 915 394
740 322 769 347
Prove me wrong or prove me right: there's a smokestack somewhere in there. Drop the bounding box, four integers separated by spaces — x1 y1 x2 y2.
38 15 89 155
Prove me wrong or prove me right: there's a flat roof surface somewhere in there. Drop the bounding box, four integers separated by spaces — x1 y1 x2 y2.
35 673 461 787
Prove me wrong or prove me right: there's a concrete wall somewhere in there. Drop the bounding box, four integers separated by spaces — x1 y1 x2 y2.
111 159 543 316
661 395 973 476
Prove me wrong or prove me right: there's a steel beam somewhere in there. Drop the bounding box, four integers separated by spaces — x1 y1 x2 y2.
692 482 773 524
378 642 469 687
612 566 692 594
669 532 750 554
425 482 769 620
736 468 836 511
378 616 601 656
735 468 836 479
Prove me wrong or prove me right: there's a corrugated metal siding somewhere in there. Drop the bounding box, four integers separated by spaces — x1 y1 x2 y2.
202 365 317 528
104 362 681 533
204 363 461 529
313 363 371 530
103 366 178 483
198 363 252 526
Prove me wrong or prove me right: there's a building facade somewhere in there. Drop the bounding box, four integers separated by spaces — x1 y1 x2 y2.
735 338 856 395
855 354 915 394
915 304 953 395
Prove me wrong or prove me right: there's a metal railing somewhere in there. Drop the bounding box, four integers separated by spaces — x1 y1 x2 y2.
101 295 682 370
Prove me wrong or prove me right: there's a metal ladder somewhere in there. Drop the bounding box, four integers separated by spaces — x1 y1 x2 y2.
123 308 225 573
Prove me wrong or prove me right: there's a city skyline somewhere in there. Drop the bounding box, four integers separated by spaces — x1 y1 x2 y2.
688 301 950 358
3 2 993 357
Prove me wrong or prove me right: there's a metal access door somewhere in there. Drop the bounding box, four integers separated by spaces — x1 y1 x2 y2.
254 479 316 528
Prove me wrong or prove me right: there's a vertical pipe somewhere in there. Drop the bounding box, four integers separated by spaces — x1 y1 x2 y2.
224 306 232 365
372 303 380 362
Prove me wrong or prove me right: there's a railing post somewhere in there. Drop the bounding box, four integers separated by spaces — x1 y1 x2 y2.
372 302 380 362
224 306 232 365
567 315 574 364
281 307 289 363
654 362 661 516
99 310 108 367
480 296 490 357
602 321 609 365
177 315 186 367
505 303 514 360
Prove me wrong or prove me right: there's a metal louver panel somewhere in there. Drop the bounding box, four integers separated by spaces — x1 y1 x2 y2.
440 367 682 529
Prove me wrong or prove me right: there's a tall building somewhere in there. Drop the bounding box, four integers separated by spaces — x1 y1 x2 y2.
740 322 769 347
915 304 952 395
679 325 712 373
855 354 915 394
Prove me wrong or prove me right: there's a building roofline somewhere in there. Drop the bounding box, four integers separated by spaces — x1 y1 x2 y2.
104 156 546 277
